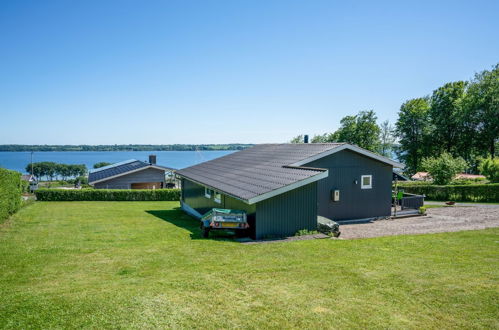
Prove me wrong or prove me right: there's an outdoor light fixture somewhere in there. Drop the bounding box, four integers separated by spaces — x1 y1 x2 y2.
354 179 358 185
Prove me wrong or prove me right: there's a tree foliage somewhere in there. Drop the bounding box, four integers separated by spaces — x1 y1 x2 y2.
379 120 395 157
335 110 381 152
429 81 468 155
290 135 304 143
479 158 499 183
93 162 112 169
421 152 468 185
288 63 496 177
25 162 87 181
0 144 253 152
395 98 431 174
464 64 499 158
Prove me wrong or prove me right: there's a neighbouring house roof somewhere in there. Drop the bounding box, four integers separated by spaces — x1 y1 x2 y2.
411 172 430 180
21 174 36 182
411 172 486 181
88 159 175 184
176 143 404 204
393 171 410 181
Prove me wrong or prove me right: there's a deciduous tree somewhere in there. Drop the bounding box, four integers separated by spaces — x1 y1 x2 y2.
422 152 467 185
395 98 431 175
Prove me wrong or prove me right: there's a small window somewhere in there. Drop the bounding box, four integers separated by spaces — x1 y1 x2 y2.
361 175 372 189
214 191 222 204
204 187 213 198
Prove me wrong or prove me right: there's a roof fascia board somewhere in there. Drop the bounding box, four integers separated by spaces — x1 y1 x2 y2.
89 165 166 184
290 144 405 168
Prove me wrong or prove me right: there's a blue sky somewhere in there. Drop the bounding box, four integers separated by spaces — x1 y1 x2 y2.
1 0 498 144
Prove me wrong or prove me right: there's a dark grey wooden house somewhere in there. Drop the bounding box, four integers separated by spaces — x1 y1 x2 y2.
176 143 403 239
88 156 174 189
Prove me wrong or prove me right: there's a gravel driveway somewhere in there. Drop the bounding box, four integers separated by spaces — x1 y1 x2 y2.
340 206 499 239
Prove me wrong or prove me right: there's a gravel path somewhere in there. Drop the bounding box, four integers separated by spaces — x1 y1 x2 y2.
340 206 499 239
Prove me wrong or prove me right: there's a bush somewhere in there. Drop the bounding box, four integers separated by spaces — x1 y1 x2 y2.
20 179 30 193
422 152 468 185
449 178 487 185
0 168 22 223
479 158 499 183
67 176 88 185
35 188 181 201
295 229 319 236
398 183 499 202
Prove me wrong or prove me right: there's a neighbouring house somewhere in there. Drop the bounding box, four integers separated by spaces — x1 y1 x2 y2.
393 170 410 181
21 174 38 192
88 155 175 189
176 143 404 239
411 172 486 181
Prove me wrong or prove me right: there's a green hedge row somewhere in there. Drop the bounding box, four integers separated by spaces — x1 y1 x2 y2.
35 188 181 201
397 183 499 202
0 168 22 223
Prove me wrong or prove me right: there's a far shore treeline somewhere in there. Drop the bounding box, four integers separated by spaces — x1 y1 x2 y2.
0 144 253 152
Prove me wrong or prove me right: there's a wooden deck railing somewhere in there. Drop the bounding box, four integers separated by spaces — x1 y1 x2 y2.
400 193 425 210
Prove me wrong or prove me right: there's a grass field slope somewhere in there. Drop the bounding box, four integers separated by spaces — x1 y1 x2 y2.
1 202 498 328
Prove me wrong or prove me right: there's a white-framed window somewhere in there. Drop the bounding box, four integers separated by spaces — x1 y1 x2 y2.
204 187 213 198
361 175 372 189
214 191 222 204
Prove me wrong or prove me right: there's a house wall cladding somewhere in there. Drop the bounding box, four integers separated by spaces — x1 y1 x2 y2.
255 182 317 239
181 178 317 239
181 179 256 216
94 168 165 189
306 149 392 220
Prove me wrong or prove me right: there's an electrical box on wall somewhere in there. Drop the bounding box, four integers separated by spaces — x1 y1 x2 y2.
331 189 340 202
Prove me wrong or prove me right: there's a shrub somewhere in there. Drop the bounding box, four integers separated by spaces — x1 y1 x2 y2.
0 168 22 223
479 158 499 183
295 229 319 236
398 183 499 202
449 178 487 185
20 179 30 193
35 188 181 201
422 152 468 185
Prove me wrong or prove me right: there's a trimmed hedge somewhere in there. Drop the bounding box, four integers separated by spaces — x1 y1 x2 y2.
0 168 22 223
35 188 181 201
397 183 499 202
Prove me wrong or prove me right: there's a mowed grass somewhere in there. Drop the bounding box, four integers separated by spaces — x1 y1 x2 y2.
1 202 498 329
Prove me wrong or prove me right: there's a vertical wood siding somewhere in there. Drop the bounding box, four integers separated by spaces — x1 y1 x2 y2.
255 182 317 239
305 149 392 220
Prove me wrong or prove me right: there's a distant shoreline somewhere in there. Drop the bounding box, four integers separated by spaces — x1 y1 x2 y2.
0 144 253 152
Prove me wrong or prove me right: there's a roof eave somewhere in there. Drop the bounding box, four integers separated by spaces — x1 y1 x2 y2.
176 169 329 205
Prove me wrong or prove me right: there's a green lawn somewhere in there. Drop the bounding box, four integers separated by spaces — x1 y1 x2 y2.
1 202 498 329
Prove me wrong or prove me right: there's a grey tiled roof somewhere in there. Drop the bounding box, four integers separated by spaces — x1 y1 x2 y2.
88 160 149 183
176 143 345 202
